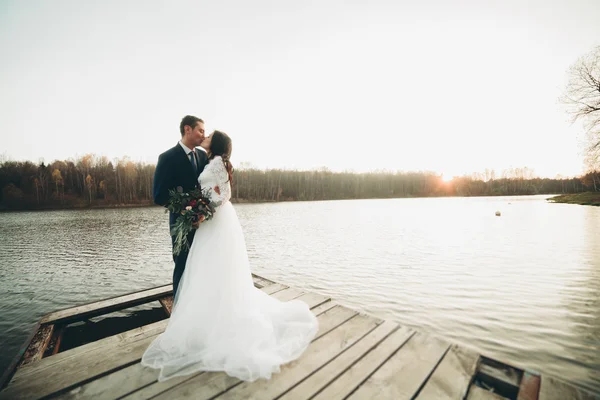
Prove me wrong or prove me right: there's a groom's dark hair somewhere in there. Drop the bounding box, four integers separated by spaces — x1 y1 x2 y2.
179 115 204 136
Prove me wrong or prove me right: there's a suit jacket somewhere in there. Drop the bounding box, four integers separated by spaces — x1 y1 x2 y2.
153 143 208 227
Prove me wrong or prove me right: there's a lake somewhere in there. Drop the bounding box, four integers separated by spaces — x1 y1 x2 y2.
0 195 598 393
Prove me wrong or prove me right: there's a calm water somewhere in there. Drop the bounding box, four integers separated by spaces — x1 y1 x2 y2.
0 195 599 393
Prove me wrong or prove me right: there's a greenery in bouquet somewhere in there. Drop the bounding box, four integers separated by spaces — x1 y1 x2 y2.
166 187 219 256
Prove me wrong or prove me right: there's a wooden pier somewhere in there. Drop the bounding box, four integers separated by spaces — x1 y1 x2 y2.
1 274 598 399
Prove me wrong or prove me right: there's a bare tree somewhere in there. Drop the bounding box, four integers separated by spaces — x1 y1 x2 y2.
85 174 94 204
52 168 63 200
563 46 600 157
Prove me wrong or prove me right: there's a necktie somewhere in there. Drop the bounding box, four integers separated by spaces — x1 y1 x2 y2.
189 151 197 173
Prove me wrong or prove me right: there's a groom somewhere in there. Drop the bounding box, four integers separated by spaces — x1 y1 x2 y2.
153 115 208 298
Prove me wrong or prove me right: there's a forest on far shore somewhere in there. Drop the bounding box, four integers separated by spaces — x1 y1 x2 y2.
1 155 599 210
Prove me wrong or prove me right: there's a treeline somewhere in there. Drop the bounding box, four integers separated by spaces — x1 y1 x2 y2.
0 155 599 210
0 155 154 210
235 168 599 201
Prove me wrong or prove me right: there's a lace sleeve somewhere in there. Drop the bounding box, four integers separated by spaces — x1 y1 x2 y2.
200 156 231 206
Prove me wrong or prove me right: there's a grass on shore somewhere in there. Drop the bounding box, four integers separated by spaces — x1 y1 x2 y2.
548 192 600 206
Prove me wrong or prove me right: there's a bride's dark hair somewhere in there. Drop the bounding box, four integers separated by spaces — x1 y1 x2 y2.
209 130 233 183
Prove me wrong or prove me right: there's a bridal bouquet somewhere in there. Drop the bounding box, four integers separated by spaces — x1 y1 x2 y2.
166 187 218 256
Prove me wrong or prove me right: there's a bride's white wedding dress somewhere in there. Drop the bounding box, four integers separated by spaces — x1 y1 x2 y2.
142 156 318 382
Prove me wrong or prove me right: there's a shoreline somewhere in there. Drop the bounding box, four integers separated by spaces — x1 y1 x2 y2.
0 193 560 213
0 202 156 213
547 192 600 206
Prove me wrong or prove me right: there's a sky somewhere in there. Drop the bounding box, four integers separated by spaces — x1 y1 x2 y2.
1 0 599 178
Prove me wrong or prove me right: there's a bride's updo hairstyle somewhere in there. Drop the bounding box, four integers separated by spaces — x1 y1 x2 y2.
209 130 233 183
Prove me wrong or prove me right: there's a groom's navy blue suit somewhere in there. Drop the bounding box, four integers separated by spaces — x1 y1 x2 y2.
153 143 208 298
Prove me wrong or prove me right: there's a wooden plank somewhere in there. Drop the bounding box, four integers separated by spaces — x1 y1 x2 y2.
1 276 270 390
539 375 600 400
310 306 358 340
153 314 382 399
346 332 450 400
147 372 238 400
312 325 415 400
272 287 304 301
279 320 400 400
38 275 269 325
12 278 278 382
309 300 337 316
1 320 44 391
46 286 325 400
9 320 168 383
115 293 340 400
250 275 269 288
415 344 480 400
126 306 359 400
40 285 172 325
251 278 266 288
158 296 173 316
518 371 541 400
251 273 275 288
251 275 276 289
56 362 152 400
251 274 271 283
10 274 597 400
6 282 286 397
0 333 158 400
292 292 331 310
270 287 322 307
261 282 288 295
467 385 510 400
0 321 43 390
17 324 54 367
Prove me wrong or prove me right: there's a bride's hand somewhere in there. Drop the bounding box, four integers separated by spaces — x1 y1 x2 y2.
192 215 205 229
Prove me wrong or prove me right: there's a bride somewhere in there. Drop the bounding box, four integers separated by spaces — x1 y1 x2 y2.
142 130 318 382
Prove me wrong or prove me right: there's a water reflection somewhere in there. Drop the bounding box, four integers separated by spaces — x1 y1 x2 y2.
0 196 598 393
562 207 600 390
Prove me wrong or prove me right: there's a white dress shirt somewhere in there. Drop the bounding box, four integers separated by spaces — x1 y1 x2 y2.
178 141 194 157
